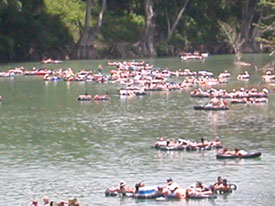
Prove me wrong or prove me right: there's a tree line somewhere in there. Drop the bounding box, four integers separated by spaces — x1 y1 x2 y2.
0 0 274 62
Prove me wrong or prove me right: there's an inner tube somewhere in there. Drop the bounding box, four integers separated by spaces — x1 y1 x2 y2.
155 145 223 152
135 92 147 96
194 106 229 111
105 189 131 197
158 146 185 151
190 94 209 98
214 184 237 194
188 194 217 199
230 184 237 190
145 88 162 91
216 152 261 159
132 191 163 199
105 187 162 199
94 96 109 101
77 97 92 101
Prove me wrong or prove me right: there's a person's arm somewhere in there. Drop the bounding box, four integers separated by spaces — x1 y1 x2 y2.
108 187 119 192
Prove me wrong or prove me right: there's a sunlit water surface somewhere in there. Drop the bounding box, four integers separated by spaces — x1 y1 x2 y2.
0 54 275 206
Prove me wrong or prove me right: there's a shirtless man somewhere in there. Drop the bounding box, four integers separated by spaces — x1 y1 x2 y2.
186 181 213 197
41 196 50 206
213 179 231 193
161 178 187 199
107 180 135 194
209 96 220 106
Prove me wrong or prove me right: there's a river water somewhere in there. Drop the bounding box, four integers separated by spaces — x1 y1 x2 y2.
0 54 274 206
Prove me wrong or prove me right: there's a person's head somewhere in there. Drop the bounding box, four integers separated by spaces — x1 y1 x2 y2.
68 197 77 206
234 148 240 152
215 136 220 141
32 200 38 205
196 181 202 188
159 137 165 141
201 138 204 143
166 139 170 146
135 182 144 191
68 197 74 204
42 196 49 204
222 179 227 185
217 176 222 182
157 186 163 192
167 178 173 185
120 180 126 188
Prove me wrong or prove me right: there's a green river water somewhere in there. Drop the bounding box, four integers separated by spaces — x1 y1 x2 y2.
0 54 274 206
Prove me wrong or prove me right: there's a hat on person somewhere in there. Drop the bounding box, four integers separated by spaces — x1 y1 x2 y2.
262 88 269 94
120 180 126 187
68 197 75 204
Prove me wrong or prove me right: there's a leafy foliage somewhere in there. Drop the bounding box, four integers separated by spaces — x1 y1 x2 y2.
0 0 273 61
256 0 275 55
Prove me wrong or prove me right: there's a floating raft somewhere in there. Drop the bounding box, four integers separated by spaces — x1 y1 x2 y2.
194 106 229 111
216 152 261 159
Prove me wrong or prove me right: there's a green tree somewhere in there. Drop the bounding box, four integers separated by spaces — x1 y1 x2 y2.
44 0 85 42
256 0 275 55
0 0 74 61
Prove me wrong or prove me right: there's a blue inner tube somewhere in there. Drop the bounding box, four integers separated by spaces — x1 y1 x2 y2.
105 189 163 199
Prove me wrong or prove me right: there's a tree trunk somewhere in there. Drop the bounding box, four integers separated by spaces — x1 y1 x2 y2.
72 0 106 59
241 0 261 52
131 0 156 57
144 0 156 57
166 0 191 41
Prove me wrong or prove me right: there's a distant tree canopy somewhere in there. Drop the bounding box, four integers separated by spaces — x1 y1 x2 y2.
0 0 273 62
0 0 74 61
256 0 275 56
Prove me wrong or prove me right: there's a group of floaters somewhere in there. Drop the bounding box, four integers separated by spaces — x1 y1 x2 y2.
191 87 269 99
41 58 62 64
0 60 273 105
153 136 262 159
154 136 222 151
0 66 107 83
30 196 80 206
77 93 110 101
105 176 236 200
108 61 231 94
191 87 269 110
237 71 250 80
180 51 209 61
